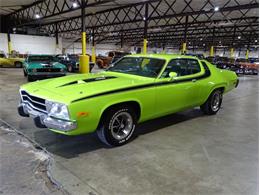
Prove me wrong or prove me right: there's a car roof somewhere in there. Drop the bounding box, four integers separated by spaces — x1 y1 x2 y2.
127 54 199 61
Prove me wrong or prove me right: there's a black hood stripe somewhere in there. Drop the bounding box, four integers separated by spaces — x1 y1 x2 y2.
57 76 116 87
72 64 211 103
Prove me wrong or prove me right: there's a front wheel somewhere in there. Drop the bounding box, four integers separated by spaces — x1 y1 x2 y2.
27 75 35 82
200 89 223 115
97 106 137 146
23 69 27 77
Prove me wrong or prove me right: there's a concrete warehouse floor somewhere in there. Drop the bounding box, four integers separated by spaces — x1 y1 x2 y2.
0 67 258 195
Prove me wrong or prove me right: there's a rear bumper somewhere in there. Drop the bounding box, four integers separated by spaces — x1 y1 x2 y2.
18 103 77 131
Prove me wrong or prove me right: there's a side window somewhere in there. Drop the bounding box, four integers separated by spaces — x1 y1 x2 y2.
200 61 211 76
187 59 201 74
161 59 188 77
162 59 201 78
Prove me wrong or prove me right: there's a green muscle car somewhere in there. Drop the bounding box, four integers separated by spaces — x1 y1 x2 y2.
18 54 238 146
23 55 67 82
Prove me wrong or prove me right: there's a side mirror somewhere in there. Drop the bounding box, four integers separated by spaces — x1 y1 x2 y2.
169 72 178 80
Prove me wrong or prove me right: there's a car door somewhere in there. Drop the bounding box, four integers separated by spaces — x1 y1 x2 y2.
154 58 205 116
0 57 11 66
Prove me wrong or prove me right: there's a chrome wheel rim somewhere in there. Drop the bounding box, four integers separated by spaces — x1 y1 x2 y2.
111 112 133 140
211 93 221 112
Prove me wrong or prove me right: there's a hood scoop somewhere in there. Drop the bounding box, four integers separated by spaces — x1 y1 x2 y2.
57 76 117 88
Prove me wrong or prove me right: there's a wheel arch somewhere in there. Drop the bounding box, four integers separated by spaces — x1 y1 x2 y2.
201 84 226 106
14 61 22 67
98 100 142 127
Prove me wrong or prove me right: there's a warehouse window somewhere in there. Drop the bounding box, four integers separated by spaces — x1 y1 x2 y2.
162 59 201 77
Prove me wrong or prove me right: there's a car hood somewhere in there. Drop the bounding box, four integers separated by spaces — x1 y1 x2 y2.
27 61 66 69
20 71 154 104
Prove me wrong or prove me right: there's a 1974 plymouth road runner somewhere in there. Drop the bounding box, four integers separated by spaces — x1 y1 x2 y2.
18 54 238 146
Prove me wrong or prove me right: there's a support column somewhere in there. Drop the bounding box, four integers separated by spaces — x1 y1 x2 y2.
55 28 59 53
182 43 187 54
210 46 214 57
230 48 234 59
120 33 124 50
182 15 189 54
162 44 166 54
91 29 96 64
230 26 236 59
7 33 12 55
245 49 249 60
79 0 89 73
143 3 148 54
210 27 215 57
245 32 251 60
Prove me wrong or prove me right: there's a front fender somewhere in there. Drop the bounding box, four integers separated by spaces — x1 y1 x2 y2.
99 98 143 121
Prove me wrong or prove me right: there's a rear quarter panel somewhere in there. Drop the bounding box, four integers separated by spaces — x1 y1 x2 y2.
197 61 237 105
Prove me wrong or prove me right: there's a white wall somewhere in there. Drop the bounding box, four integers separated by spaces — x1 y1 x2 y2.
0 33 258 58
0 33 62 55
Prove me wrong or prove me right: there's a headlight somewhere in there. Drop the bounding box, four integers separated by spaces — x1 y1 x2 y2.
46 100 70 120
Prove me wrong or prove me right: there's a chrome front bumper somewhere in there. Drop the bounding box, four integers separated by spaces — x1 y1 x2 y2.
18 102 77 131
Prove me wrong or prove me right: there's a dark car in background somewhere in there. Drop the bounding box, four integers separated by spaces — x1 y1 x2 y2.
56 54 95 72
23 55 67 81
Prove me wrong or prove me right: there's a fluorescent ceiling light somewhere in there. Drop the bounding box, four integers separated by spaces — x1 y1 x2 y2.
72 2 78 8
35 14 40 19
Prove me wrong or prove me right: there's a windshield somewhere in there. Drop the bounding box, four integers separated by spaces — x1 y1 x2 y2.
107 57 165 78
28 55 55 62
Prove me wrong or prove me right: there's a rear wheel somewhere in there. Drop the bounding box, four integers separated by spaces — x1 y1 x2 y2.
97 106 137 146
14 61 22 68
200 89 223 115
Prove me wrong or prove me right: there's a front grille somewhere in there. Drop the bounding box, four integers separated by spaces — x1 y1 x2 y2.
36 68 61 72
20 90 47 113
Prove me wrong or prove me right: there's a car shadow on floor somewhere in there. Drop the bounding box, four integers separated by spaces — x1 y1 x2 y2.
33 108 204 158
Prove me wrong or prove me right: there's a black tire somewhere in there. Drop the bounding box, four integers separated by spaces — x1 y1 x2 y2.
27 75 34 82
200 89 223 115
97 105 137 147
23 69 27 77
14 61 22 68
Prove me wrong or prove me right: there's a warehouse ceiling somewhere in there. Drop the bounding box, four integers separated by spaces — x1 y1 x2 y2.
0 0 259 49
